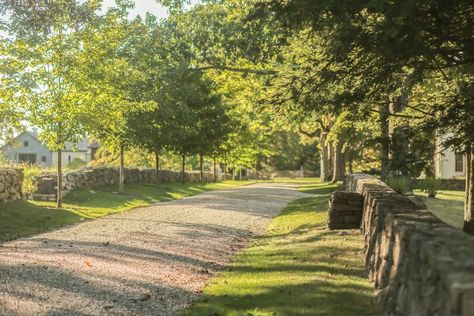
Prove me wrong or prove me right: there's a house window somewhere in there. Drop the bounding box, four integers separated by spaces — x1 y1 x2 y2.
24 141 29 147
41 156 47 163
455 152 464 173
18 153 36 164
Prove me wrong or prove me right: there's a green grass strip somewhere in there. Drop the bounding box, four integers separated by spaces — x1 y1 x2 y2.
0 180 253 242
184 190 380 316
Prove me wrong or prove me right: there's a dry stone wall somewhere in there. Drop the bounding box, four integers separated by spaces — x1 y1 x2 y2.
33 167 213 201
0 168 23 202
414 178 465 191
327 191 363 229
347 174 474 316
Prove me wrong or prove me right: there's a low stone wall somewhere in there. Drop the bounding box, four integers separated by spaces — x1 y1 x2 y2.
347 174 474 316
414 178 465 191
0 168 23 202
327 191 363 229
33 167 214 200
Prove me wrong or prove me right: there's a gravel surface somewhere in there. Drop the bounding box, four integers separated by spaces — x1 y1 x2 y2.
0 183 310 316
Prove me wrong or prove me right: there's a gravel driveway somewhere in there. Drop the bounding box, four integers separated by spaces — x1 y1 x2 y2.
0 183 310 315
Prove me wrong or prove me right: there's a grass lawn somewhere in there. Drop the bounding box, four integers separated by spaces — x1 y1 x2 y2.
184 182 379 316
417 190 464 229
267 177 321 184
0 180 253 242
298 181 344 195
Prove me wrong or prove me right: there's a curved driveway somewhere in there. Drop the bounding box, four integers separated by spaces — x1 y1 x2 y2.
0 183 310 315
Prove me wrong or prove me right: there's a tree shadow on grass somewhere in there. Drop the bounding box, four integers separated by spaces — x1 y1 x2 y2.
187 280 379 316
183 194 380 316
0 201 82 243
300 183 345 196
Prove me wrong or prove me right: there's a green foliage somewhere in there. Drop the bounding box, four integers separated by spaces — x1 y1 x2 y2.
67 157 87 170
387 176 412 195
2 1 101 152
22 166 42 196
415 178 442 198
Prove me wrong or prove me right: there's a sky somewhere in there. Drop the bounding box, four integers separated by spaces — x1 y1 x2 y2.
101 0 170 19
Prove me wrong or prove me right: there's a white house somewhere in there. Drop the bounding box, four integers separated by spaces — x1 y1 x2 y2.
434 134 466 179
1 131 99 167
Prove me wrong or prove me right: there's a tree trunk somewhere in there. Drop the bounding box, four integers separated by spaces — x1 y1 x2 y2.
331 141 346 183
389 94 413 192
345 147 353 174
464 145 474 235
155 151 160 183
119 144 125 193
320 132 330 182
239 168 242 181
255 161 259 181
328 141 335 180
380 100 390 181
232 168 235 180
181 154 186 184
57 149 63 208
213 157 217 182
223 153 227 181
199 153 204 182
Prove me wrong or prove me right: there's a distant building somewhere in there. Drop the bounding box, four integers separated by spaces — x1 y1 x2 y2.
434 134 466 179
0 131 99 167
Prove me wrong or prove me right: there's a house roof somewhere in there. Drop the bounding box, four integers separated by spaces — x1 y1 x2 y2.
0 131 40 151
3 131 98 152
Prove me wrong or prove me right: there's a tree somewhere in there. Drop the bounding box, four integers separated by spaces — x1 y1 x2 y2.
77 9 155 193
194 95 233 182
2 0 100 207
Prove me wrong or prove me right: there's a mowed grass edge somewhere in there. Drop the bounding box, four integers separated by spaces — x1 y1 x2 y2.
183 182 380 316
0 180 254 242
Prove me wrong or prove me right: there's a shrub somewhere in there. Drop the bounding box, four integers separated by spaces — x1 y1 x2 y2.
387 176 412 195
67 157 87 170
22 166 42 196
416 177 442 198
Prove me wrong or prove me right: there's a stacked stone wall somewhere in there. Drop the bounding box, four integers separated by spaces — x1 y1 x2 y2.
347 174 474 316
0 168 23 202
413 178 465 191
33 167 214 200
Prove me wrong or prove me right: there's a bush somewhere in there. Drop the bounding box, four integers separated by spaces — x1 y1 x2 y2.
22 166 42 196
387 176 412 195
416 177 442 198
67 157 87 170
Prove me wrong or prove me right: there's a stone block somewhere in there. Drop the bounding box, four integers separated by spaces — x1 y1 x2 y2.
328 191 363 230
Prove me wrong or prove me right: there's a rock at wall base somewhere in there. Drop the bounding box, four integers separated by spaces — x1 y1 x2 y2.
327 191 363 230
